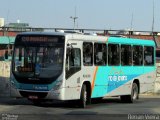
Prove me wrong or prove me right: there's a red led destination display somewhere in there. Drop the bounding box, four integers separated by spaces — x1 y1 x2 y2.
21 36 59 43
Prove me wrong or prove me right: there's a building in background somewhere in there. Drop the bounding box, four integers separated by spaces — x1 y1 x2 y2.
0 18 5 27
4 21 30 31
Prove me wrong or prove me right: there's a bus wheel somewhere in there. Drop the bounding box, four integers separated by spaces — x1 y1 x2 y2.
131 82 139 101
79 84 87 108
121 82 139 103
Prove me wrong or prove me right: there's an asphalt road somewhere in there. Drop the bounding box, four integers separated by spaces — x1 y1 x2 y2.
0 95 160 120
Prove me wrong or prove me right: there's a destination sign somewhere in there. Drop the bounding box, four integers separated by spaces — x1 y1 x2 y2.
21 36 59 43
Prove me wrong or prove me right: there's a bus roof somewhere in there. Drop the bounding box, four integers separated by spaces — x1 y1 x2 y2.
16 32 108 42
16 32 156 46
16 32 67 36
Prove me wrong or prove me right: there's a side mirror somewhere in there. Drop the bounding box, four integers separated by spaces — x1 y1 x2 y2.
5 50 8 59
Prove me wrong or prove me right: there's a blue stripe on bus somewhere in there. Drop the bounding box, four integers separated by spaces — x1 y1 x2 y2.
11 78 56 91
91 66 155 98
108 37 155 46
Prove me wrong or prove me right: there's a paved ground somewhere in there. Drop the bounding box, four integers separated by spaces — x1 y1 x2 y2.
0 76 10 98
0 94 160 120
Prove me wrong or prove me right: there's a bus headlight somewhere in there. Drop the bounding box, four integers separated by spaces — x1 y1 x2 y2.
52 80 62 91
10 74 17 89
11 80 16 89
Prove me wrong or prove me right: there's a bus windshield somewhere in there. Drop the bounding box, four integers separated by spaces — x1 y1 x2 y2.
12 35 64 79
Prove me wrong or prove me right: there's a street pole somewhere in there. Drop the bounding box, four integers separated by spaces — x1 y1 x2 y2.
70 7 78 30
70 16 78 30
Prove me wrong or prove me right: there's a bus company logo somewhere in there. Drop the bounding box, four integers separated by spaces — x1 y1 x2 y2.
108 75 127 82
33 85 48 90
83 74 91 78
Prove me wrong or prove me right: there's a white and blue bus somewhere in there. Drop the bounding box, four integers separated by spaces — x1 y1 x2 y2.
10 32 156 108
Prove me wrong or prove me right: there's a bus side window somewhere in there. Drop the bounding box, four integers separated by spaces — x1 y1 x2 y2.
94 43 107 66
108 44 120 66
121 45 132 66
133 45 143 66
83 42 93 66
144 46 154 66
70 48 81 67
66 48 81 79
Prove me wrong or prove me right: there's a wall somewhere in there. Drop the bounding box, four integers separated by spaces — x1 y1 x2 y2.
155 63 160 94
0 61 10 97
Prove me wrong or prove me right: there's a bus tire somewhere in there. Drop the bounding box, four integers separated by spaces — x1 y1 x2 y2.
121 82 139 103
131 82 139 101
79 84 87 108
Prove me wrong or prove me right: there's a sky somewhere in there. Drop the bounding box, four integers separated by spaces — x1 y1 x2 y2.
0 0 160 31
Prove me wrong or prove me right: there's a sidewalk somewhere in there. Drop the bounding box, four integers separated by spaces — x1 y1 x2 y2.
140 93 160 98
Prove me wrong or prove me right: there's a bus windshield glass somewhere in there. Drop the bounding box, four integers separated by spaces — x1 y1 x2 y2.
13 35 65 79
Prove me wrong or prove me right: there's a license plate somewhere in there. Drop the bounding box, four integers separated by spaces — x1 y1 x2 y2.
28 95 38 99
